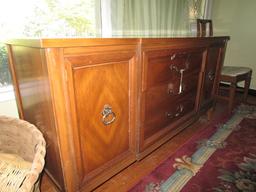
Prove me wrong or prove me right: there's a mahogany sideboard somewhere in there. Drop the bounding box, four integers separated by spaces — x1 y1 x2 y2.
6 37 229 192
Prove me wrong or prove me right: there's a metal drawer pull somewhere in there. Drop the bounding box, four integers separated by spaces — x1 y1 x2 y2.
208 71 215 81
168 83 186 95
179 68 185 94
166 104 184 119
101 104 116 125
169 64 188 95
170 54 176 60
168 54 190 95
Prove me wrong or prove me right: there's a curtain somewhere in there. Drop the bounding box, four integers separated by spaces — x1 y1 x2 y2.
105 0 206 37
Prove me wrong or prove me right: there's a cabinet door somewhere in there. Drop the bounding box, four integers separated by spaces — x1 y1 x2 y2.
64 50 136 191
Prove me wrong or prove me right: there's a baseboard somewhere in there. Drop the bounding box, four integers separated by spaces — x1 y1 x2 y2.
220 83 256 96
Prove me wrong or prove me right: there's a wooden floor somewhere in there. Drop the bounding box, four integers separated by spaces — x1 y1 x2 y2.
41 93 256 192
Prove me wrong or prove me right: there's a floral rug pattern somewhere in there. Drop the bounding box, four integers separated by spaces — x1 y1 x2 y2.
130 104 256 192
213 153 256 192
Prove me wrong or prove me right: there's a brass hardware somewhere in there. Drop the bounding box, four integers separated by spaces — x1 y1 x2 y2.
170 54 176 60
101 104 116 125
169 64 188 95
208 71 214 81
166 104 184 119
168 83 186 95
168 54 190 95
179 68 185 94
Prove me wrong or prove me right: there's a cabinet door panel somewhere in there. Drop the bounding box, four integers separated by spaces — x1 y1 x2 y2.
73 62 129 174
65 50 136 188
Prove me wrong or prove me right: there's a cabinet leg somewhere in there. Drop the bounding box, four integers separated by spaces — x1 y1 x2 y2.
207 107 214 121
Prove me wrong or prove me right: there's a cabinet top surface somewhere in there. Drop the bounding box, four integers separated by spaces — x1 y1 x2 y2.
5 36 229 48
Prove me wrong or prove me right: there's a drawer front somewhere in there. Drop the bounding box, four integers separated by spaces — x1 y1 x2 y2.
143 71 199 114
143 48 203 89
143 91 197 139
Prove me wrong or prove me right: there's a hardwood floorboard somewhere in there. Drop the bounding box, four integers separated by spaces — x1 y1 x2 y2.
41 93 256 192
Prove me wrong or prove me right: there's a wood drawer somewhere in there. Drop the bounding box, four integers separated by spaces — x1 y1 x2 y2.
143 48 203 89
143 91 197 139
143 71 200 117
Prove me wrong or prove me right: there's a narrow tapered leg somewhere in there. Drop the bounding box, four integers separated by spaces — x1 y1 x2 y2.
228 83 236 113
243 71 252 102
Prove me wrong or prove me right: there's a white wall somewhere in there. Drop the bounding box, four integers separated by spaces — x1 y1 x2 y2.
212 0 256 89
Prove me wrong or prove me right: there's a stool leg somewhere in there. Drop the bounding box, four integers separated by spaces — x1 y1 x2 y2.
228 82 236 113
243 71 252 102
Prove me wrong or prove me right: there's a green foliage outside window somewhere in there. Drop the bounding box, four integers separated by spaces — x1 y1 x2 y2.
0 44 11 87
22 0 96 37
0 0 97 87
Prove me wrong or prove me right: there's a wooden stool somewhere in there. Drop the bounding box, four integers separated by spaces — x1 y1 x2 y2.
217 66 252 113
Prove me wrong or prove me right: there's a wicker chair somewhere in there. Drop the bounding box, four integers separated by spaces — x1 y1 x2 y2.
0 116 46 192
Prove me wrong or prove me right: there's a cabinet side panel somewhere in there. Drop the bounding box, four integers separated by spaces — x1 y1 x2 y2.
10 46 65 190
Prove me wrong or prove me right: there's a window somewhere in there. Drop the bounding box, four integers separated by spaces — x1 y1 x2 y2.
0 43 18 117
0 0 98 117
0 0 99 38
0 45 11 87
0 0 209 116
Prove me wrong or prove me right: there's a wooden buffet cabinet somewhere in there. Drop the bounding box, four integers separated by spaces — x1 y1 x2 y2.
6 37 229 192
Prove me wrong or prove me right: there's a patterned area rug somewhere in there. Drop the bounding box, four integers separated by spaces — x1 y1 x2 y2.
130 104 256 192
